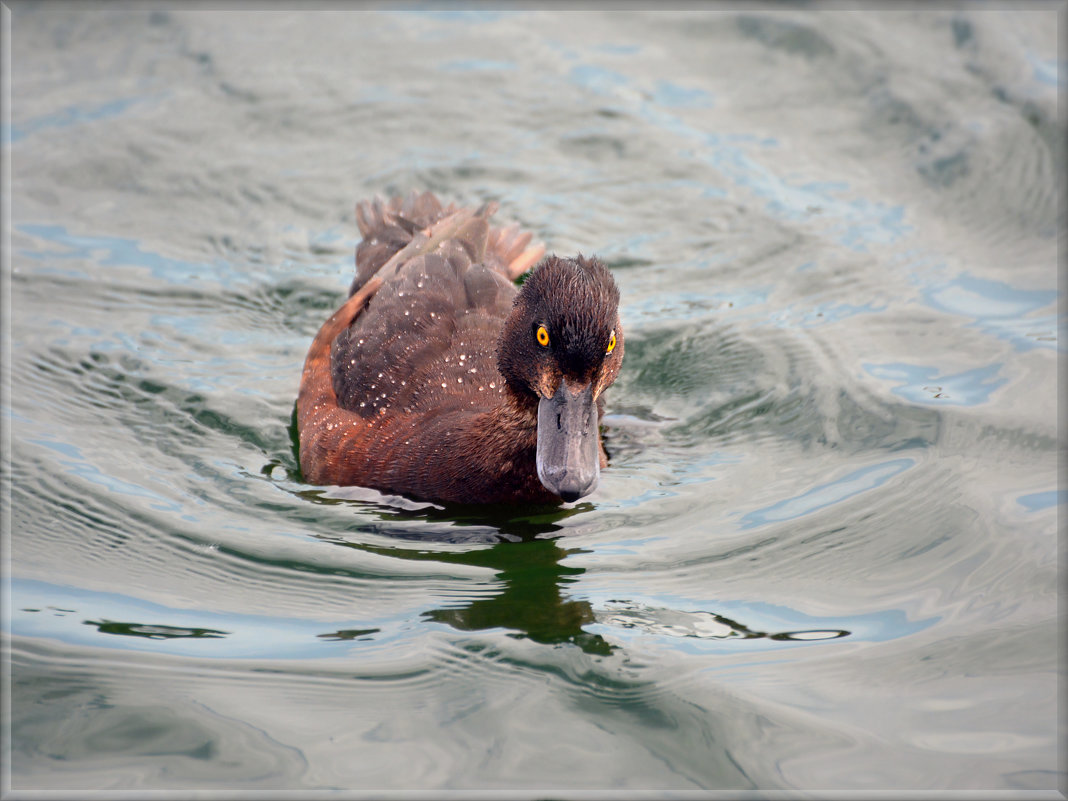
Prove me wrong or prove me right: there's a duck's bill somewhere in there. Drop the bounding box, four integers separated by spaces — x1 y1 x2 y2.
536 381 600 502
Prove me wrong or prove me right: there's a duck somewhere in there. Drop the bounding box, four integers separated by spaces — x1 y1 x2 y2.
297 191 624 505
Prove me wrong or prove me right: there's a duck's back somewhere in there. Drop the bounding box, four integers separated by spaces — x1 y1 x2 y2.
331 195 524 419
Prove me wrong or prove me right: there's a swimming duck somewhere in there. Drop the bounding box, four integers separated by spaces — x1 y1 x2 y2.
297 191 623 505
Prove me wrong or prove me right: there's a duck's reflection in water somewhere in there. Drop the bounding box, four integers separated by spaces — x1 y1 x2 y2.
322 503 614 656
422 535 613 657
317 501 851 656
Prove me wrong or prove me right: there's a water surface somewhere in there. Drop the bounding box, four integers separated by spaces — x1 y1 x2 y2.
3 6 1063 795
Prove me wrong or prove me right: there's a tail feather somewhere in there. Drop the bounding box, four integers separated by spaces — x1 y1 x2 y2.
486 221 544 280
349 192 543 296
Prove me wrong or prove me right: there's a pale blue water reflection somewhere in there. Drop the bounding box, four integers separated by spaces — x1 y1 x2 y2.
1016 491 1065 513
924 274 1059 351
17 223 224 285
863 363 1008 407
5 94 161 143
740 458 915 529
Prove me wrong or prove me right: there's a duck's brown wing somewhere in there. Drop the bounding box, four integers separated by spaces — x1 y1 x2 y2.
296 275 383 485
330 210 519 418
485 221 546 280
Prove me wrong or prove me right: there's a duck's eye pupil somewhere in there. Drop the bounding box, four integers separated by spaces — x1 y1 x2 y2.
607 330 616 354
536 325 550 347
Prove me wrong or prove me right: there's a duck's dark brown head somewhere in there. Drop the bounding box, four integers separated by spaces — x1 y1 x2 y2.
497 255 624 502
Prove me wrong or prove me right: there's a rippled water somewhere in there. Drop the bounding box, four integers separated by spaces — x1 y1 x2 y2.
3 6 1063 795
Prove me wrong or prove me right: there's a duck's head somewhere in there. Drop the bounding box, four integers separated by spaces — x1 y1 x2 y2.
497 255 624 502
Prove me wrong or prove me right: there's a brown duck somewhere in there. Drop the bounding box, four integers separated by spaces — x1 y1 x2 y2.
297 191 623 505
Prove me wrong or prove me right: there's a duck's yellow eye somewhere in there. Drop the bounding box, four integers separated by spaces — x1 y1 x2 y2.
536 325 550 347
607 330 616 354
